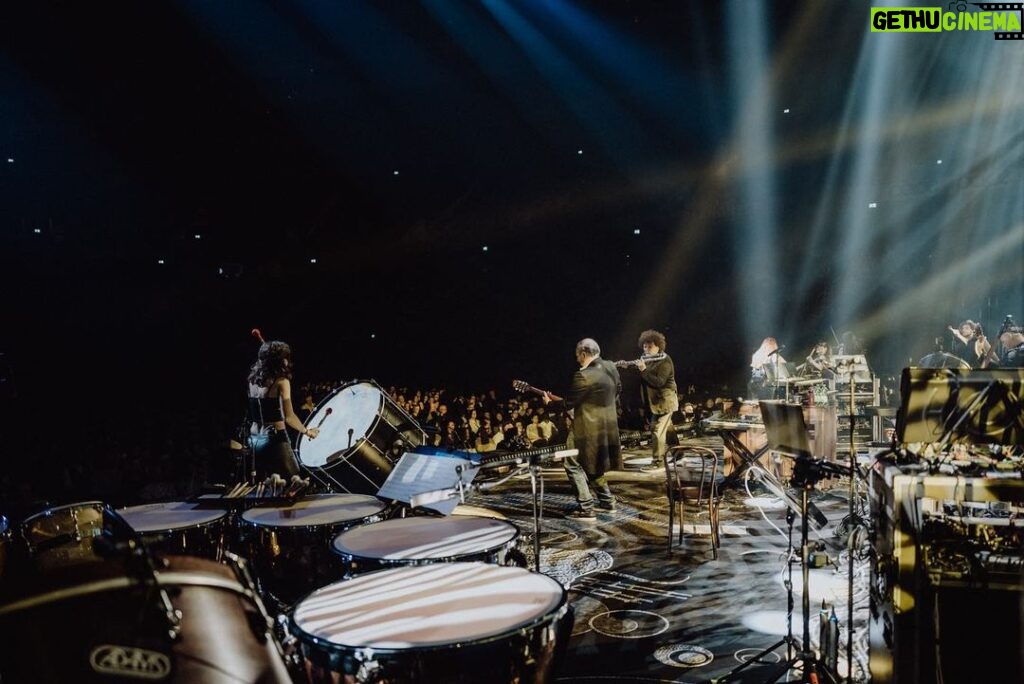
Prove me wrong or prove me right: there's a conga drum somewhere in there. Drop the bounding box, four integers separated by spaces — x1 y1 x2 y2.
330 515 519 576
290 562 572 683
239 493 388 604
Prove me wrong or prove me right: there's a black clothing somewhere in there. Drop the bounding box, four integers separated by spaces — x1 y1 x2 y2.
248 396 285 424
249 427 300 478
1001 342 1024 368
566 358 622 475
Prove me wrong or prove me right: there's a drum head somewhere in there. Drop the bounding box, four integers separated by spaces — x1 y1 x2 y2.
241 494 386 528
298 382 384 468
331 517 518 562
451 505 507 520
292 563 565 650
117 502 227 533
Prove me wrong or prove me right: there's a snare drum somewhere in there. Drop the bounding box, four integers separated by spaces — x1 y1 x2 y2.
296 380 425 495
239 494 387 604
331 516 519 576
290 563 571 684
0 554 292 683
19 502 108 569
116 501 228 560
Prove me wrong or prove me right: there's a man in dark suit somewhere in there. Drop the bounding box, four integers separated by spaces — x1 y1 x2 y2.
636 329 678 470
545 338 622 520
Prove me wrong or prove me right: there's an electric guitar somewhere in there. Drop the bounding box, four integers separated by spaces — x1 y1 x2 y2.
512 379 563 403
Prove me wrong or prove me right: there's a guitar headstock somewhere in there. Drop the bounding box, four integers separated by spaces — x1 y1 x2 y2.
512 379 532 394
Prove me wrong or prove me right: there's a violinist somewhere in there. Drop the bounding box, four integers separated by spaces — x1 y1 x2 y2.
803 341 835 378
948 320 998 368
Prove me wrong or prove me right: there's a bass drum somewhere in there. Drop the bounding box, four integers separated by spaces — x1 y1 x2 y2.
116 501 229 560
290 562 572 684
296 380 424 495
0 554 292 683
330 516 520 576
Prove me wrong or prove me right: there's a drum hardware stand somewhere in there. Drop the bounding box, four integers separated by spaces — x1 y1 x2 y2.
715 459 841 684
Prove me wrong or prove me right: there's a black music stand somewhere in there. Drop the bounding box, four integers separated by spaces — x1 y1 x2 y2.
715 403 841 684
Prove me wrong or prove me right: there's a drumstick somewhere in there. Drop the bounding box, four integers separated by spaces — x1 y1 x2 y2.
251 328 265 344
315 407 333 429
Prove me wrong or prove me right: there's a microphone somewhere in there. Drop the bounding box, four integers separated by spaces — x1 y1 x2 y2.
315 407 333 428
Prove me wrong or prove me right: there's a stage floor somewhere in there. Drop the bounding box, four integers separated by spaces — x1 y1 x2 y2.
463 450 871 683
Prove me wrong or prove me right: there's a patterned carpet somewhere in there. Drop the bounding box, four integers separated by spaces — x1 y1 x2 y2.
462 448 872 684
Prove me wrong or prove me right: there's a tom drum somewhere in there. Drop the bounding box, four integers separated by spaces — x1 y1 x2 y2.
116 501 229 560
330 515 519 576
239 493 387 605
290 562 571 684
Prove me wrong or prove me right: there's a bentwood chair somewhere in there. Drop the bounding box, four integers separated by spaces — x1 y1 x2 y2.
665 445 722 559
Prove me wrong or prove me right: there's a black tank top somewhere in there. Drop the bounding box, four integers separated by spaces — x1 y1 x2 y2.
248 396 284 425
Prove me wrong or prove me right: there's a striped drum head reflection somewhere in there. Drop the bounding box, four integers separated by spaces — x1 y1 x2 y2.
291 563 565 649
331 516 517 563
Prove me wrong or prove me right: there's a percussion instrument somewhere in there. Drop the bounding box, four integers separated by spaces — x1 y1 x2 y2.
330 516 519 576
297 380 425 494
116 501 228 560
290 562 571 683
239 493 388 605
0 553 292 682
451 504 507 520
19 501 108 570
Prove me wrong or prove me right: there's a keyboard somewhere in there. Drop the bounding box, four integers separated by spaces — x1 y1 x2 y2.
476 444 579 469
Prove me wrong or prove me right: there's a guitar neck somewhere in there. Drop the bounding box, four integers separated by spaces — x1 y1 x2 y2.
513 381 563 403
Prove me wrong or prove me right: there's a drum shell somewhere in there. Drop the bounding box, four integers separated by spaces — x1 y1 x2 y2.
291 563 572 684
0 554 292 683
18 502 108 571
330 516 520 577
239 494 388 605
117 502 228 560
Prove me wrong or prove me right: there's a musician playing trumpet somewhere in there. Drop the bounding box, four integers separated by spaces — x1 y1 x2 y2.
635 330 678 470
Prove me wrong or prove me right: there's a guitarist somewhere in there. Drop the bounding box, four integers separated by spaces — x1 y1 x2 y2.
635 330 679 471
542 338 622 521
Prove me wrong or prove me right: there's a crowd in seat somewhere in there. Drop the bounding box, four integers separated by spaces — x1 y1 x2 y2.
1 379 730 521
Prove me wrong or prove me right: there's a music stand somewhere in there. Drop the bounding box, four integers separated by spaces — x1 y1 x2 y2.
716 402 840 683
377 447 479 515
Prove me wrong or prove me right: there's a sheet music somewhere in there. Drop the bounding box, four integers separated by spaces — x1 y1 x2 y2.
378 450 478 515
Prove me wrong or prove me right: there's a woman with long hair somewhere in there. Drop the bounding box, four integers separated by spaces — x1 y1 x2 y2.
248 339 319 478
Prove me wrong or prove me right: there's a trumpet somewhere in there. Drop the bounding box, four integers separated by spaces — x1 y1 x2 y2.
614 352 667 368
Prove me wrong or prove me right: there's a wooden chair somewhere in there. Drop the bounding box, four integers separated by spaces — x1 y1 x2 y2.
665 445 722 559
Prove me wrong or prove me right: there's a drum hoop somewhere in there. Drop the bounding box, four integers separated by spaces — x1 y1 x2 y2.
291 596 568 656
0 571 251 617
240 495 387 528
297 379 424 454
21 501 107 525
331 518 519 561
297 379 385 449
118 507 228 533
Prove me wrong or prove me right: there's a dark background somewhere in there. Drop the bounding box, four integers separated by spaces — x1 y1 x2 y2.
2 1 1021 442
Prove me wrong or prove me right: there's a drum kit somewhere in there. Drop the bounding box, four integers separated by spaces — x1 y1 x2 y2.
0 380 572 683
